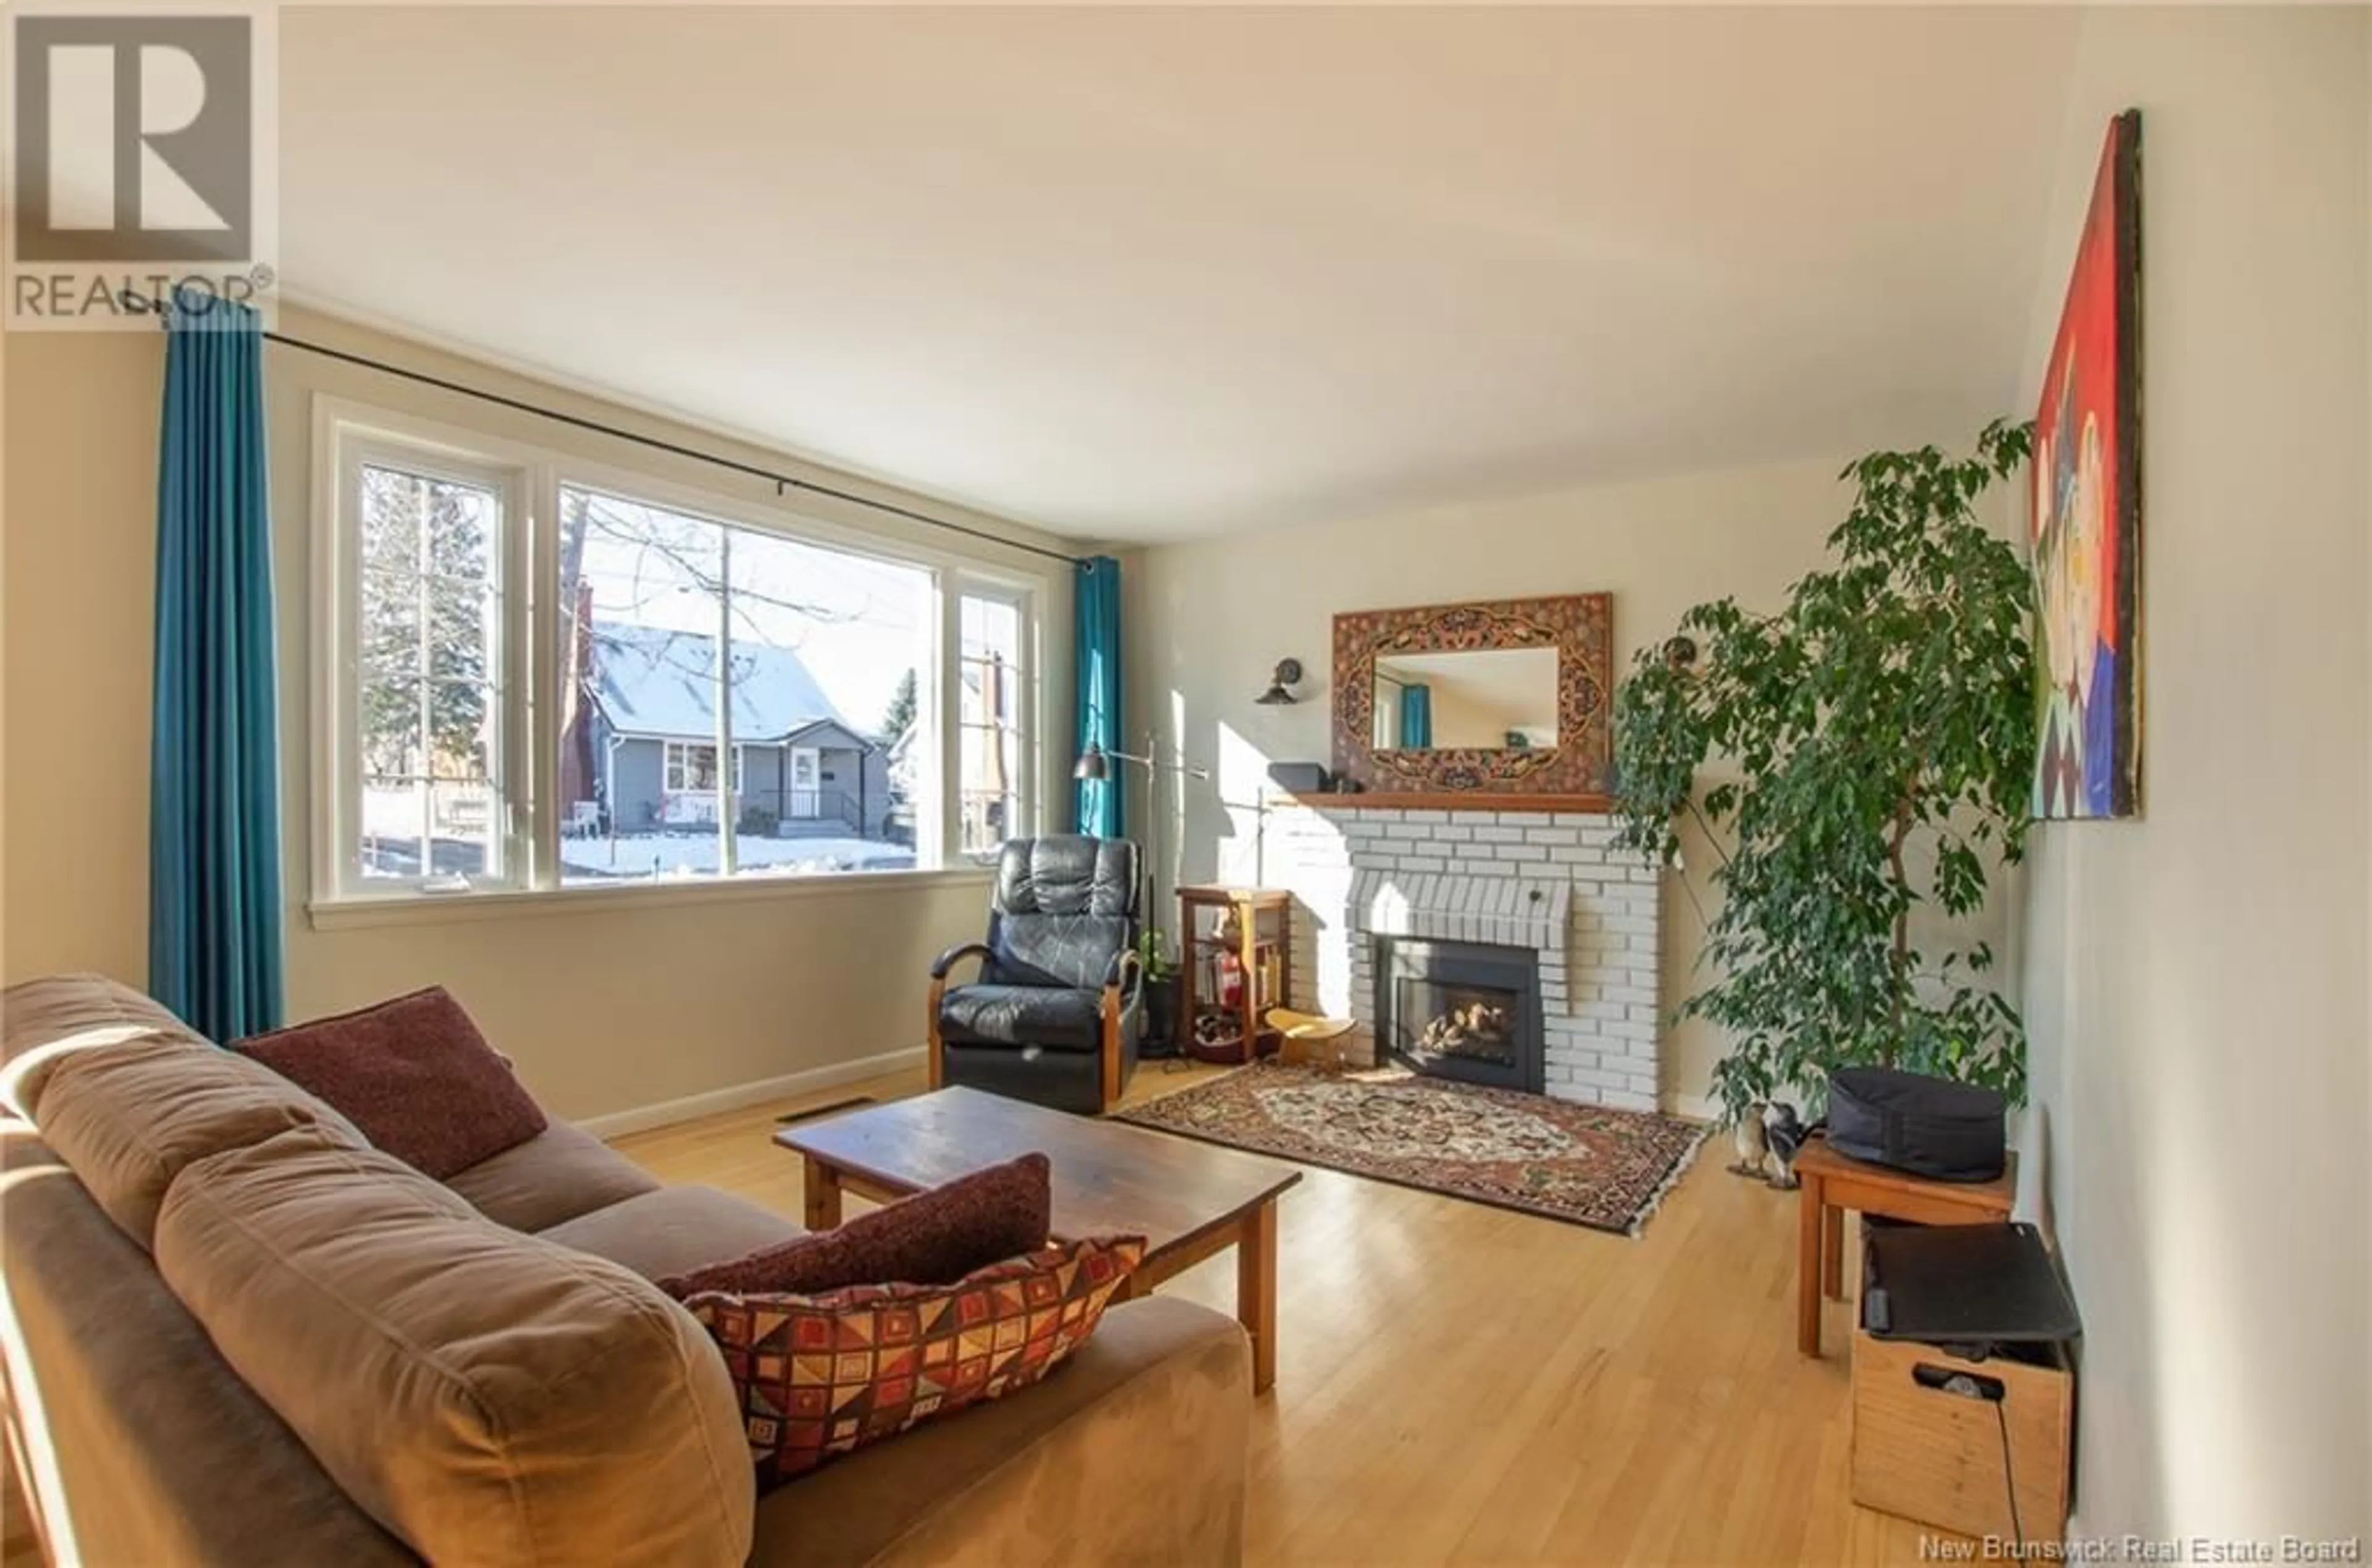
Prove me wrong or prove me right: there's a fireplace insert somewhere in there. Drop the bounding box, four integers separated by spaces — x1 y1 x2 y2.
1377 937 1544 1095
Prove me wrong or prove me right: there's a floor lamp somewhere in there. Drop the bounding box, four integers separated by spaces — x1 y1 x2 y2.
1073 730 1210 953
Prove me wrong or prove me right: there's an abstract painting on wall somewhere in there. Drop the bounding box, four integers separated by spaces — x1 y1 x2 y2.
2031 109 2143 820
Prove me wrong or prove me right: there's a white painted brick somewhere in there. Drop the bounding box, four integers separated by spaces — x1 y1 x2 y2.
1625 1004 1661 1023
1470 860 1517 878
1385 822 1437 840
1549 845 1607 866
1400 810 1450 823
1605 1019 1659 1041
1568 1065 1632 1091
1472 825 1526 843
1525 826 1581 846
1602 984 1656 1006
1601 916 1657 935
1432 824 1474 842
1397 857 1446 874
1599 1088 1657 1113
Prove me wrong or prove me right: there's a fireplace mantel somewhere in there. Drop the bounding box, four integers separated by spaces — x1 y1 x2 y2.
1288 790 1617 814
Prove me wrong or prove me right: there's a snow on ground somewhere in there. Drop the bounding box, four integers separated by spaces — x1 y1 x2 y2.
560 833 915 880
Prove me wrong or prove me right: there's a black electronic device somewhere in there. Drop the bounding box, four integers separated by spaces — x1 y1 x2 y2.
1265 761 1331 794
1861 1222 2080 1346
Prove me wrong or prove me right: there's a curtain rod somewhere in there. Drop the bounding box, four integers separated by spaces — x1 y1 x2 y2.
118 293 1083 566
265 332 1085 566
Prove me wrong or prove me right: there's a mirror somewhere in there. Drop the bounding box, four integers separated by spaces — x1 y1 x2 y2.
1372 646 1559 751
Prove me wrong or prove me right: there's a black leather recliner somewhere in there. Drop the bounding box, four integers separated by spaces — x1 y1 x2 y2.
927 836 1143 1115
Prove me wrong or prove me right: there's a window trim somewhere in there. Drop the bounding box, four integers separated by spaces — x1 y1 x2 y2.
308 395 1056 921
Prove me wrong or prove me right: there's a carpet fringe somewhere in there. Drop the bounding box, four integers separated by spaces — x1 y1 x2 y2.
1626 1120 1714 1238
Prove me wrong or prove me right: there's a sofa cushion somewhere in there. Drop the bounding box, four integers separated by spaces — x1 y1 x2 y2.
747 1296 1251 1568
0 1130 416 1567
445 1118 661 1233
684 1234 1144 1491
657 1152 1051 1299
1 973 206 1120
938 985 1103 1052
234 987 547 1178
153 1125 754 1567
540 1184 805 1281
32 1034 367 1251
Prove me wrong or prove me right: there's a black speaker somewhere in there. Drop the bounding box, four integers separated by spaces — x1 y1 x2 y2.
1266 761 1331 794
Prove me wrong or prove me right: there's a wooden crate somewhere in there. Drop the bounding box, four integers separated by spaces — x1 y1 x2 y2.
1851 1327 2072 1544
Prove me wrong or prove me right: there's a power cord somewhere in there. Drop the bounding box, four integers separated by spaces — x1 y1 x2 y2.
1992 1396 2024 1553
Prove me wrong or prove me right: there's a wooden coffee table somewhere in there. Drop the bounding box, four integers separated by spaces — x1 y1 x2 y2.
775 1086 1302 1393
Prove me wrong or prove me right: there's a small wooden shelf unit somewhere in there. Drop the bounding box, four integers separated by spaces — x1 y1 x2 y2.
1175 885 1293 1066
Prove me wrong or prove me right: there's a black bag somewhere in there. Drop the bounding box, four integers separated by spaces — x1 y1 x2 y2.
1825 1066 2006 1183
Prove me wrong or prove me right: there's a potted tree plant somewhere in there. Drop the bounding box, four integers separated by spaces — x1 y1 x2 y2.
1612 421 2037 1125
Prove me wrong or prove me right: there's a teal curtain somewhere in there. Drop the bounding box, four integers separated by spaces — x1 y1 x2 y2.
1399 684 1434 748
1072 556 1123 837
150 289 284 1039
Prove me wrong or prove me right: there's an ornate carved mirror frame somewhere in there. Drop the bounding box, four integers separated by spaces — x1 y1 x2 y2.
1330 593 1615 798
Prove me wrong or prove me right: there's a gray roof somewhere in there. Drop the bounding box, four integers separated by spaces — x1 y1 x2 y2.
591 621 854 744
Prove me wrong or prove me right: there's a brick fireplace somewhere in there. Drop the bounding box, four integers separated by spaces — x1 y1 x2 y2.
1242 804 1664 1112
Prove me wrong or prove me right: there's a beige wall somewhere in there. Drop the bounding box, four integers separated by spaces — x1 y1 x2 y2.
2016 6 2370 1541
2 305 1074 1122
1128 455 2017 1110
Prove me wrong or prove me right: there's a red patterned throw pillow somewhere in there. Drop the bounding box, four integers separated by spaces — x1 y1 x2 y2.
684 1233 1145 1489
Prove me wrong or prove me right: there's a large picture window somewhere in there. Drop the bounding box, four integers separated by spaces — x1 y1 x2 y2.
316 406 1046 907
557 483 934 882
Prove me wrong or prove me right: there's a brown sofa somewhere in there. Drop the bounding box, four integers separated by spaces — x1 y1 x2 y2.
0 975 1251 1567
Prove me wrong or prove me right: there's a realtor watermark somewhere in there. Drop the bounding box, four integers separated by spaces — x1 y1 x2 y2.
3 1 278 329
1920 1535 2363 1564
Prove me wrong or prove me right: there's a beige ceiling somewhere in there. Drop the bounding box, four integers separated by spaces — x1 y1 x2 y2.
279 6 2081 543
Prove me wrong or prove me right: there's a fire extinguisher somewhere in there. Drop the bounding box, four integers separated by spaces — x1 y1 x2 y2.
1218 949 1245 1011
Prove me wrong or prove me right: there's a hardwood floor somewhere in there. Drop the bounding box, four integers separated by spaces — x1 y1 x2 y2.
613 1062 1951 1567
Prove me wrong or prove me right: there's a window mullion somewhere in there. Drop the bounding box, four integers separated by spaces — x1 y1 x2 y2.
413 476 436 881
715 525 736 877
522 462 558 892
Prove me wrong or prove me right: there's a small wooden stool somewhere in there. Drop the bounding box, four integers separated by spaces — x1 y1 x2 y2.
1268 1008 1353 1071
1794 1134 2017 1356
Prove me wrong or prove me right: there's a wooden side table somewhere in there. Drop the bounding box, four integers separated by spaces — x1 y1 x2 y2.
1794 1135 2017 1356
1176 885 1293 1065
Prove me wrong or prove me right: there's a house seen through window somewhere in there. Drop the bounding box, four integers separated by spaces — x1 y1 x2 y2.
558 484 933 883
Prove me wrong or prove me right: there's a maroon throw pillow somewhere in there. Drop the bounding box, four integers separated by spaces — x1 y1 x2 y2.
684 1234 1143 1490
657 1152 1051 1299
233 987 547 1180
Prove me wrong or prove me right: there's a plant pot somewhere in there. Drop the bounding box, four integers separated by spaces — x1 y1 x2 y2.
1140 975 1181 1058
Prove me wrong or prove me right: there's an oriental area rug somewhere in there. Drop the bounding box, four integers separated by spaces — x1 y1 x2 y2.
1114 1063 1708 1236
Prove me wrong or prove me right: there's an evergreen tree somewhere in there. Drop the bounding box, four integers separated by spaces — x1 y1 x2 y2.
358 467 491 780
880 668 919 746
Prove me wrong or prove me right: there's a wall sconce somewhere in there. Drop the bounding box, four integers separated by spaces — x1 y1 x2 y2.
1255 658 1304 706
